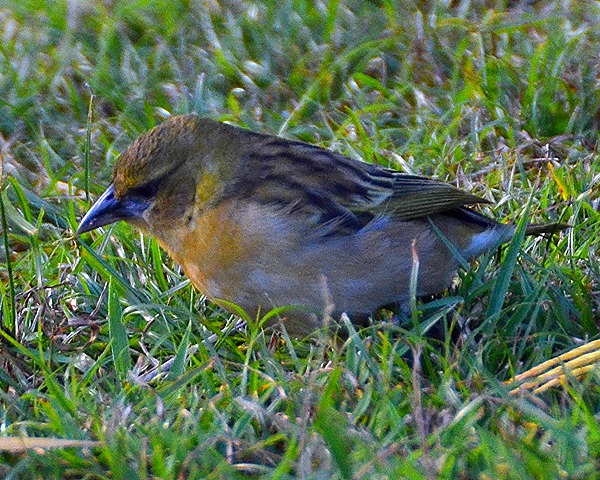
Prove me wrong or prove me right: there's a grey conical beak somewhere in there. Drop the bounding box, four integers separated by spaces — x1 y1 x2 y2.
77 184 148 235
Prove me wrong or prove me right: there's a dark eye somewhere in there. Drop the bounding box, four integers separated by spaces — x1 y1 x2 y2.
129 180 160 199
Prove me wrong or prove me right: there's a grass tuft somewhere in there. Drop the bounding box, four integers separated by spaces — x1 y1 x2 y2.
0 0 599 477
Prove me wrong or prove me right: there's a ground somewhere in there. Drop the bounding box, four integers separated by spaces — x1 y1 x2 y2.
0 1 599 478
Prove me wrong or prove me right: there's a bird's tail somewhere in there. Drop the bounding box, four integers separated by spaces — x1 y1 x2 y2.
525 223 569 236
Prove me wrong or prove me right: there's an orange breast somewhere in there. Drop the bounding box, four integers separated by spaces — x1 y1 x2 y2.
155 201 256 303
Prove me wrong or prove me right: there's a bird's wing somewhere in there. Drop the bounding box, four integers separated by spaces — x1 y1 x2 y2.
375 172 490 220
234 137 489 235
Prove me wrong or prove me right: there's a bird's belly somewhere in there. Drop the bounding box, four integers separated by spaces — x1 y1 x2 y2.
219 227 454 317
156 204 497 333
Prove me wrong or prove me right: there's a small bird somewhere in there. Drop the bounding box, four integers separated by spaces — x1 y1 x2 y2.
78 115 564 334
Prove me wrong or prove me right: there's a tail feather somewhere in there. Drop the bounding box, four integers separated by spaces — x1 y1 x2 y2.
525 223 569 236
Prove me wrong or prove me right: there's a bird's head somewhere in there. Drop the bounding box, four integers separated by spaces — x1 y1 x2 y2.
77 115 237 237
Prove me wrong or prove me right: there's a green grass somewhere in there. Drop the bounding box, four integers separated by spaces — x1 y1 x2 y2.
1 0 599 478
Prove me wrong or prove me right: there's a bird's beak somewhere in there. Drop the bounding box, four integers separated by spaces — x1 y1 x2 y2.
77 184 149 235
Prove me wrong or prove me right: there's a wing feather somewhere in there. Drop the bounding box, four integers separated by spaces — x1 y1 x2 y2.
230 132 489 235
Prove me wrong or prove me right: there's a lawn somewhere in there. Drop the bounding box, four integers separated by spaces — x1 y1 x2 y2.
1 0 599 478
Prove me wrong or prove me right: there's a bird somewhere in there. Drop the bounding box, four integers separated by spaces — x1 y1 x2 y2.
77 114 565 335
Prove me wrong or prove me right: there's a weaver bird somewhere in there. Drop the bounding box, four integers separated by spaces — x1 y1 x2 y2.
77 115 564 334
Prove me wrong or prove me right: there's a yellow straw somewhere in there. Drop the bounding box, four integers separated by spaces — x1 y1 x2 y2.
508 340 600 394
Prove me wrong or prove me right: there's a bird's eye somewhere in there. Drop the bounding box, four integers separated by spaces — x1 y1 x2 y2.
129 180 160 199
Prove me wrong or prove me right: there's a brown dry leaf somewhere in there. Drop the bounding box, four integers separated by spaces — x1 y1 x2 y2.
0 436 101 453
